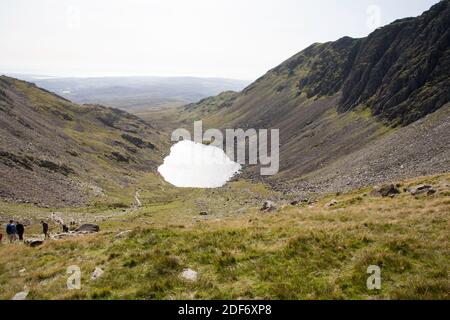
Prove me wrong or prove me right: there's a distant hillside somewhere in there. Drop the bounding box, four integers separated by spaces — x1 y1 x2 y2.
0 76 167 207
7 75 250 112
182 0 450 194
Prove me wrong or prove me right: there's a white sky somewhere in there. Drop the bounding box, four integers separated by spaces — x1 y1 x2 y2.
0 0 441 80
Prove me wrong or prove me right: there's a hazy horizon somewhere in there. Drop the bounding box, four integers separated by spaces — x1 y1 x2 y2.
0 0 441 80
1 72 254 82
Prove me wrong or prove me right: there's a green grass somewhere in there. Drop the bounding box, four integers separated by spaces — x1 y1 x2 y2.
0 174 449 300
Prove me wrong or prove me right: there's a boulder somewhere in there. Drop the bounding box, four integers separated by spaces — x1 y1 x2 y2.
74 224 100 233
12 290 29 300
290 199 307 206
25 239 44 247
52 232 76 240
370 184 400 197
115 230 132 238
180 268 198 282
325 199 338 208
261 201 276 212
91 267 104 280
409 185 436 196
199 211 208 216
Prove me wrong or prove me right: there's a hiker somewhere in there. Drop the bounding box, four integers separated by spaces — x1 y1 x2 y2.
41 221 49 240
16 221 24 241
6 220 17 243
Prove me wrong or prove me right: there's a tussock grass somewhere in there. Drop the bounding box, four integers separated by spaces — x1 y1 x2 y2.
0 174 448 300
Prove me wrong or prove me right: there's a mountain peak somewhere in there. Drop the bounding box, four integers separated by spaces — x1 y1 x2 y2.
267 0 450 125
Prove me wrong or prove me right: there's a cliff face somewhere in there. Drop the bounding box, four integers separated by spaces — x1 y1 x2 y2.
340 0 450 125
269 0 450 126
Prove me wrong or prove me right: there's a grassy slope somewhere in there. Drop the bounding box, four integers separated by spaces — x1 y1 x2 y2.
0 173 448 300
0 76 168 206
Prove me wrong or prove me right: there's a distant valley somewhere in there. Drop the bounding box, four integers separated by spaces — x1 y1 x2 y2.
4 74 250 112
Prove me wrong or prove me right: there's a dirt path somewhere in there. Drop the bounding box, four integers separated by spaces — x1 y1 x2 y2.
134 190 142 208
47 190 143 228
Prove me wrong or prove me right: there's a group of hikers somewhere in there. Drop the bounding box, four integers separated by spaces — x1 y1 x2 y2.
0 220 49 244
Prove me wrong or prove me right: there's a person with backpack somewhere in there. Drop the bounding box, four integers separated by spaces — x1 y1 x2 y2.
41 221 49 240
6 220 17 243
16 221 25 241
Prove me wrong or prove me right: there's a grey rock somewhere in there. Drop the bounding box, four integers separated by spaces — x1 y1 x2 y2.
25 239 44 247
180 268 198 281
115 230 132 238
12 288 29 300
261 201 276 212
370 184 400 197
325 199 338 208
410 185 437 196
52 232 75 240
91 267 104 280
74 224 100 233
